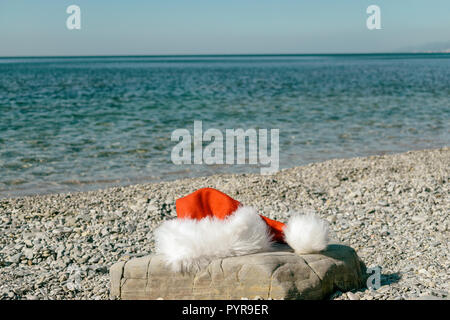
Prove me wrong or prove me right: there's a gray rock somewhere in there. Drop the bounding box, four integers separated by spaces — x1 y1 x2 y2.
24 239 33 247
110 244 366 300
8 253 22 264
411 216 427 223
346 291 360 300
23 248 34 260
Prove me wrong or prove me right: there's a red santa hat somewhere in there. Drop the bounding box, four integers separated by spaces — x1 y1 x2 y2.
154 187 329 272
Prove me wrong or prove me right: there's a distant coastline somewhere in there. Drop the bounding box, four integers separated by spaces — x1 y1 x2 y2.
1 52 450 59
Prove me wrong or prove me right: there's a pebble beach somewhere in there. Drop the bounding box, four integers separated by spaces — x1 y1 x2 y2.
0 147 448 300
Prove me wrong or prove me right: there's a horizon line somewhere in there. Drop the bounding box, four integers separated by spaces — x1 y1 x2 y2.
1 52 450 59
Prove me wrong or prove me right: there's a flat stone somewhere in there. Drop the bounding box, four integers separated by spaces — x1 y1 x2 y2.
110 243 366 300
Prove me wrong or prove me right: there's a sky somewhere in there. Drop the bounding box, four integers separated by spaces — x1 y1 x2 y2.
0 0 449 56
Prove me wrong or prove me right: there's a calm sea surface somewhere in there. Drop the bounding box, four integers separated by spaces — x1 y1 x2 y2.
0 54 449 198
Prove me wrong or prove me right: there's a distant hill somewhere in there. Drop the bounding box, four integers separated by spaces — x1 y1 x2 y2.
397 41 450 53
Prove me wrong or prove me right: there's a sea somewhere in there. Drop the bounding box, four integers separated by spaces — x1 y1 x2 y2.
0 54 449 198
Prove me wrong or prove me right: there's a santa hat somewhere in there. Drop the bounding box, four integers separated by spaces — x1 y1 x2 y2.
154 187 329 272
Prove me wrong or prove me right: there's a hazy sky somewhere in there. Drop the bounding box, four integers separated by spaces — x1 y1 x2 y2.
0 0 449 56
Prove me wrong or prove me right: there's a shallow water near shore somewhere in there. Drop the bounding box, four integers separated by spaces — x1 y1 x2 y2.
1 54 449 198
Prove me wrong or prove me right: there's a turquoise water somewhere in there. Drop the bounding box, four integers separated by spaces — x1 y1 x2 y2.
0 54 449 198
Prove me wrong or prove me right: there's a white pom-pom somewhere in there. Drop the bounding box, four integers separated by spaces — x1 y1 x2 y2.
283 213 329 254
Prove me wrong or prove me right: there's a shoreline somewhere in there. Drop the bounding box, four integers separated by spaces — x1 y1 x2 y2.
0 147 448 300
2 145 448 200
